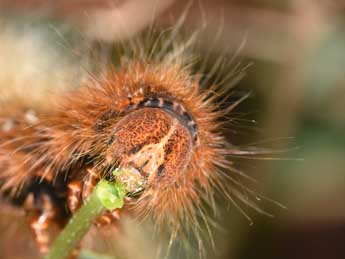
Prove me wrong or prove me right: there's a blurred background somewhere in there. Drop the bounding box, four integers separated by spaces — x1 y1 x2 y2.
0 0 344 259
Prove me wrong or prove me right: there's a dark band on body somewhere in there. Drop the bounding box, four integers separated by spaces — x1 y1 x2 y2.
126 97 198 142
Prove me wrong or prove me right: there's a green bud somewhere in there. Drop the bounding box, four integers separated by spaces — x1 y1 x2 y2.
96 179 126 210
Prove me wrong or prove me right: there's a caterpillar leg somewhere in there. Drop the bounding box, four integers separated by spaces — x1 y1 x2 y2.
95 209 121 227
82 167 99 201
67 167 99 214
65 181 85 259
26 192 57 254
96 197 135 227
67 180 82 213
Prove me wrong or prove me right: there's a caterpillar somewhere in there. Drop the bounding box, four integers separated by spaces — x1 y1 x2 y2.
0 12 278 259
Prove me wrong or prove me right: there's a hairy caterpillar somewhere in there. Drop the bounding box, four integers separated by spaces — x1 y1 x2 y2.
0 12 279 259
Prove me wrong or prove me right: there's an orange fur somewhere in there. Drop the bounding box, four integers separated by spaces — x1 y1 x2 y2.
0 49 255 258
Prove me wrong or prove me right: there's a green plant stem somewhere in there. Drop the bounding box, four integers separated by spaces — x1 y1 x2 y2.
45 180 126 259
78 250 115 259
45 190 105 259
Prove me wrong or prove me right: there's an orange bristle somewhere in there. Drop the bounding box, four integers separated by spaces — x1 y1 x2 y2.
0 17 272 258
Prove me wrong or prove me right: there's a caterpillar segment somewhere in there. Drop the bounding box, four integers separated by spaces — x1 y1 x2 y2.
0 63 227 257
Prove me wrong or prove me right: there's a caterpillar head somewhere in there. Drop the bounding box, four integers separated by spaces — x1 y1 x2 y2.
88 63 227 232
106 104 195 192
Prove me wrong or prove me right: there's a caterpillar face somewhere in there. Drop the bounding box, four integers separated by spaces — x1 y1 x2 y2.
106 97 196 189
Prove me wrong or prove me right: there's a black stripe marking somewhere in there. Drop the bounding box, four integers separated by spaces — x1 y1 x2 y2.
162 100 174 110
107 135 115 146
157 164 165 176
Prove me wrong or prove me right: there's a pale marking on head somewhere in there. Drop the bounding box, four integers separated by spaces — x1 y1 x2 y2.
122 119 178 180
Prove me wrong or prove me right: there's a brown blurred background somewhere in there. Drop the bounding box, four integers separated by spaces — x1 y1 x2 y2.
0 1 345 259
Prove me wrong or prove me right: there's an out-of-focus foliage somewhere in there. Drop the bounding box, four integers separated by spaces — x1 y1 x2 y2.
0 1 344 259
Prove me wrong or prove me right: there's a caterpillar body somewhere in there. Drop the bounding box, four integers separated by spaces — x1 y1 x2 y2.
0 16 273 259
